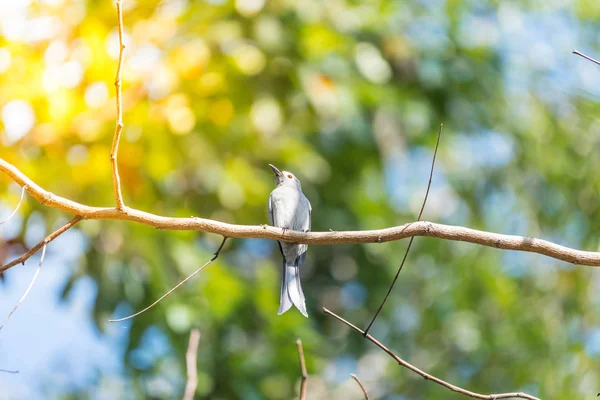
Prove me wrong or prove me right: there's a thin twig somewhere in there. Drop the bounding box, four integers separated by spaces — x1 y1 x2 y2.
324 308 540 400
350 374 370 400
572 49 600 66
0 368 19 374
183 328 201 400
0 245 46 331
4 160 600 269
364 123 443 336
111 0 126 211
0 185 26 226
109 237 228 322
296 339 308 400
1 216 82 273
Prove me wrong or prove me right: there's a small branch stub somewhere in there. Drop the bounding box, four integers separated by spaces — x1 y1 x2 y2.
296 339 308 400
350 374 370 400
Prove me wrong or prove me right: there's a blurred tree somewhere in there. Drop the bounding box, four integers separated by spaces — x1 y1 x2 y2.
2 0 600 399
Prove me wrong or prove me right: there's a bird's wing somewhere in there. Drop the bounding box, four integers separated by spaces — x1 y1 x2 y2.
297 195 311 264
269 193 285 258
307 198 312 232
268 194 274 226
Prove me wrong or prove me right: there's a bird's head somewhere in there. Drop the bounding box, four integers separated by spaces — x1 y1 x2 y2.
269 164 302 190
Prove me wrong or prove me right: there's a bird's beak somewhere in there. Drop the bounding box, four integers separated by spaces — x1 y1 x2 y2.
269 164 283 177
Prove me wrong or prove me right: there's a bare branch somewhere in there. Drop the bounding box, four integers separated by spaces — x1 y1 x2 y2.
0 185 26 226
111 0 126 211
350 374 370 400
1 216 82 273
572 49 600 66
109 237 228 322
324 308 540 400
296 339 308 400
0 368 19 374
183 328 201 400
3 158 600 270
0 244 46 331
364 123 443 335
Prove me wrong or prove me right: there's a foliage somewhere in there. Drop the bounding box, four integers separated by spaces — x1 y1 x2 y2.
2 0 600 399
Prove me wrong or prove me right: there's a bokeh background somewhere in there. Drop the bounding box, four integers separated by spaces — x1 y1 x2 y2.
2 0 600 399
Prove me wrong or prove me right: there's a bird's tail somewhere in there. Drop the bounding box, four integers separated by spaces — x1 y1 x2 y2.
278 259 308 318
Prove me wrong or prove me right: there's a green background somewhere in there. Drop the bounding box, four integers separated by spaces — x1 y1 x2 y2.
2 0 600 398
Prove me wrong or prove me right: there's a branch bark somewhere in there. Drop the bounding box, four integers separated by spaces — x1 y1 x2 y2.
110 0 126 211
350 374 370 400
296 339 308 400
183 328 201 400
2 157 600 272
324 308 540 400
1 216 82 273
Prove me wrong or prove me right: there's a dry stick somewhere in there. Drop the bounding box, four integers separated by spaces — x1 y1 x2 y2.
110 0 126 211
0 369 18 374
183 328 201 400
4 160 600 269
350 374 370 400
1 216 82 273
0 185 26 225
109 237 228 322
364 124 443 336
296 339 308 400
324 308 540 400
0 245 47 331
572 49 600 66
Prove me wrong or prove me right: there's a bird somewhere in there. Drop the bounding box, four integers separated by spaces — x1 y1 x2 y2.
268 164 312 317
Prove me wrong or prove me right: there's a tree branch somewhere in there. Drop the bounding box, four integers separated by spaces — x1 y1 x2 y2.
323 308 540 400
183 328 201 400
350 374 370 400
364 123 442 336
296 339 308 400
572 49 600 66
108 236 227 322
0 185 26 226
0 245 46 331
2 158 600 272
1 216 82 273
111 0 126 211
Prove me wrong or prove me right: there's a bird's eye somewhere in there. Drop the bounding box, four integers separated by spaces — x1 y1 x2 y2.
287 174 293 179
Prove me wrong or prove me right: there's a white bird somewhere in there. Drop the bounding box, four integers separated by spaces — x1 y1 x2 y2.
268 164 311 317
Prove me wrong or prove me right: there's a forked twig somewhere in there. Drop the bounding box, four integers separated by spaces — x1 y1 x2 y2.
111 0 126 211
350 374 370 400
109 237 228 322
364 124 443 335
297 339 308 400
0 244 47 331
0 216 82 273
183 328 201 400
572 49 600 66
324 308 540 400
0 185 26 226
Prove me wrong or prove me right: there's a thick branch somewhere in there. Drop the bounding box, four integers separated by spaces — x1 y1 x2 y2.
2 158 600 270
111 0 126 211
324 308 540 400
